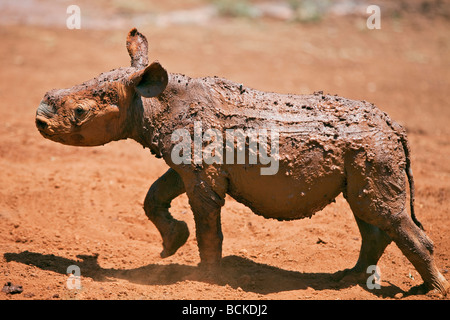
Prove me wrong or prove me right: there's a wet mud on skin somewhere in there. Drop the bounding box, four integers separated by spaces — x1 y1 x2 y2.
1 0 450 300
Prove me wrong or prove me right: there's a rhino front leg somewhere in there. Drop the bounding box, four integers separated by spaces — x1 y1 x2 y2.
144 168 189 258
185 179 226 269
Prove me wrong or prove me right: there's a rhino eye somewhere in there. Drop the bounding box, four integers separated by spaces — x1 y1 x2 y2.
75 106 86 117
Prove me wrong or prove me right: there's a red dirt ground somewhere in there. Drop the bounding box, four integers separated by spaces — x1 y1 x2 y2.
0 1 449 300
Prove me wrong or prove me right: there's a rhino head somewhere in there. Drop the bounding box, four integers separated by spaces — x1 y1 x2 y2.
35 28 168 146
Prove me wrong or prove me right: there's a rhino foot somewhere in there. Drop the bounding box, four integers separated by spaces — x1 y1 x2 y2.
160 220 190 258
406 280 449 298
394 283 442 299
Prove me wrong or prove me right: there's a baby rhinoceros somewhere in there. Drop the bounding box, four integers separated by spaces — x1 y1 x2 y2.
36 28 448 296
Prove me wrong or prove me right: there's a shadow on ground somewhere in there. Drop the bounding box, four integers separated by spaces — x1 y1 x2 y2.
4 251 404 298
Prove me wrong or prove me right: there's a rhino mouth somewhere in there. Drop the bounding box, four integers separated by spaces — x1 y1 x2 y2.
38 130 64 143
37 128 86 146
36 115 85 145
36 122 56 139
38 130 55 139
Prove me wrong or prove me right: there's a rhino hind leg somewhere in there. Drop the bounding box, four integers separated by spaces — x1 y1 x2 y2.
333 216 392 283
383 210 449 296
144 168 189 258
344 154 449 296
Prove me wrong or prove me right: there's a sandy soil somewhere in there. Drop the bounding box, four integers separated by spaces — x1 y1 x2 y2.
0 0 449 300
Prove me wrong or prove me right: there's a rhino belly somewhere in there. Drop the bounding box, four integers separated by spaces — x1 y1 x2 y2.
226 162 345 220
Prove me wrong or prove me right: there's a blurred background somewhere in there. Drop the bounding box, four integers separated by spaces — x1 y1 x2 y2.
0 0 449 300
1 0 449 129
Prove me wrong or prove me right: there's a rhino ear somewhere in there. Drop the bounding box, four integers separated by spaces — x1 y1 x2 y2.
129 61 168 98
126 28 149 69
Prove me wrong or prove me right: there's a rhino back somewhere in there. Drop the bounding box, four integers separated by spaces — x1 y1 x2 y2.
187 77 393 138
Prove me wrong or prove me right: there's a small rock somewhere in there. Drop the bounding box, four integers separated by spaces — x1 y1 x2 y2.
239 249 248 256
2 282 23 294
394 292 403 299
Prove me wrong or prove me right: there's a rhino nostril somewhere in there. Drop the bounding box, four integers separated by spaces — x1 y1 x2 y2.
36 117 49 130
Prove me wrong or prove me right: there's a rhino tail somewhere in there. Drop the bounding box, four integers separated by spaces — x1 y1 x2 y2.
397 126 424 231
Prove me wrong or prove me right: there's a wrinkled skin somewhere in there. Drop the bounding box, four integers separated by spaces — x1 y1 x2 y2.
36 28 449 296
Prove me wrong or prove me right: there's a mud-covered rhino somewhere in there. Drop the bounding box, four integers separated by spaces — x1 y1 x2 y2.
35 29 448 296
